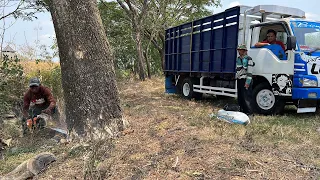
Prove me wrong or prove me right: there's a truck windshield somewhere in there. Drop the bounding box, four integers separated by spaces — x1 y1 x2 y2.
291 21 320 52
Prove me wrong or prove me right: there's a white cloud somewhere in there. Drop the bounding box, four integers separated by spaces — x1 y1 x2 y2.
228 1 241 8
305 12 320 21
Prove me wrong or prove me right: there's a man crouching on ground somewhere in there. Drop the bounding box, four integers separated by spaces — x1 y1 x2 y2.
22 77 56 135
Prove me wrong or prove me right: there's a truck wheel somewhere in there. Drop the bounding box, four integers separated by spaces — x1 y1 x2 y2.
181 78 202 99
252 82 285 115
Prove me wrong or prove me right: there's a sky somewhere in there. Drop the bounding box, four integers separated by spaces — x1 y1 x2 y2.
1 0 320 60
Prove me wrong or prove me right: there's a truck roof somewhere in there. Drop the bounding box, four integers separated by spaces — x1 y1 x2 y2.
166 5 306 30
245 5 305 19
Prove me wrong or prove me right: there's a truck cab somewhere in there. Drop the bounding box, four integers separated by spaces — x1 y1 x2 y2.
244 5 320 114
164 5 320 115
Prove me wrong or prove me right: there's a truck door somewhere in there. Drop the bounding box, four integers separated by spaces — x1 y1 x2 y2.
249 24 294 77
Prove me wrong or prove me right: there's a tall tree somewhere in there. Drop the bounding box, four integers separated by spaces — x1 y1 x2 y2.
116 0 149 81
46 0 125 138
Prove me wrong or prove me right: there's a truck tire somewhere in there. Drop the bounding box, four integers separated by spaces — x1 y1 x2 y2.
181 78 202 99
252 82 285 115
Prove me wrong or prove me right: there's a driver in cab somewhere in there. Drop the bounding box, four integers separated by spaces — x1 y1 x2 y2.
255 29 286 51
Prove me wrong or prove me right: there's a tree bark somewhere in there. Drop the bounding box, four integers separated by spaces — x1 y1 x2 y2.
134 24 146 80
161 47 165 71
143 50 151 79
47 0 125 139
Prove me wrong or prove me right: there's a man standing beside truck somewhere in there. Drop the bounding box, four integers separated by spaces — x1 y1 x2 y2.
236 44 254 115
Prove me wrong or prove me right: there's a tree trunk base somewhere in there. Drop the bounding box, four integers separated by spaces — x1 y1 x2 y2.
69 118 130 141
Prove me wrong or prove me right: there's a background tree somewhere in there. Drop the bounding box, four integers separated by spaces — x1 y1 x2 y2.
46 0 125 139
98 1 137 77
116 0 149 80
98 0 221 77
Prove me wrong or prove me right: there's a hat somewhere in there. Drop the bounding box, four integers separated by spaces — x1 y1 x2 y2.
29 77 40 87
237 44 247 51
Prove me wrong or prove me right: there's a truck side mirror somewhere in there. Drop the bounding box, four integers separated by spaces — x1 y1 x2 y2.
287 36 296 50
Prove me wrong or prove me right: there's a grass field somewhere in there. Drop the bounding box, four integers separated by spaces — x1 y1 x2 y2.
1 77 320 179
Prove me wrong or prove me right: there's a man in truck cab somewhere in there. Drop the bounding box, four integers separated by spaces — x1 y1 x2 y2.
255 29 286 51
236 44 254 115
22 77 56 134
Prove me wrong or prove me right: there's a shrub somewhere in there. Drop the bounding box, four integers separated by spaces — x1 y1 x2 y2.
0 55 25 116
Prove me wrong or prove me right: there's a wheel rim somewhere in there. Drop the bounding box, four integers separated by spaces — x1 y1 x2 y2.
256 89 275 110
182 83 190 97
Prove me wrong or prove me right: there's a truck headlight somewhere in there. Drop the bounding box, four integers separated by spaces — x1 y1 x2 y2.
302 78 318 87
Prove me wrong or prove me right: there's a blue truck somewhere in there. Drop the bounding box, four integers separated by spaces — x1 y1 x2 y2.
164 5 320 115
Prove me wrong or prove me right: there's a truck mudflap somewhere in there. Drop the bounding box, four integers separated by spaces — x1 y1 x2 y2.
165 75 176 94
297 99 318 113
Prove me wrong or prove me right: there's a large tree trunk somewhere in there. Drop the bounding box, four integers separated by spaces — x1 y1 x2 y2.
47 0 124 139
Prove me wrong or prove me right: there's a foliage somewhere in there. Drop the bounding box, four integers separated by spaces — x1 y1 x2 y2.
98 1 137 72
98 0 221 77
0 0 47 21
0 55 25 115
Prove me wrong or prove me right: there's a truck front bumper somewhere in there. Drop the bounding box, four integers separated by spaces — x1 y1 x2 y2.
292 88 320 99
292 88 320 113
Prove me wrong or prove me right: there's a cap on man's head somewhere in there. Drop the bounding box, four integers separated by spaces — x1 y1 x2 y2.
29 77 41 87
237 44 247 51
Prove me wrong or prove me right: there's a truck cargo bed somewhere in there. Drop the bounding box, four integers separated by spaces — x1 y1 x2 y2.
164 6 241 74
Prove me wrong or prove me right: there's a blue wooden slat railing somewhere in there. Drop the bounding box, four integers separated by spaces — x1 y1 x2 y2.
164 6 240 74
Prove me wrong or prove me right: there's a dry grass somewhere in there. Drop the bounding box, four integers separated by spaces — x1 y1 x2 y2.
2 77 320 179
20 61 59 75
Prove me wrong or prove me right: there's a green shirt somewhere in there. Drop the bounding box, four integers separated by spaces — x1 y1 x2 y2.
236 55 254 85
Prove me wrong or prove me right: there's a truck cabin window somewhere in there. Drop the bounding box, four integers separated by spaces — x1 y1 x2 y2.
254 27 288 60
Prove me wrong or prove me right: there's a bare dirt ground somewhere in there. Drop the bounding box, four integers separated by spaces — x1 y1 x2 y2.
2 77 320 180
